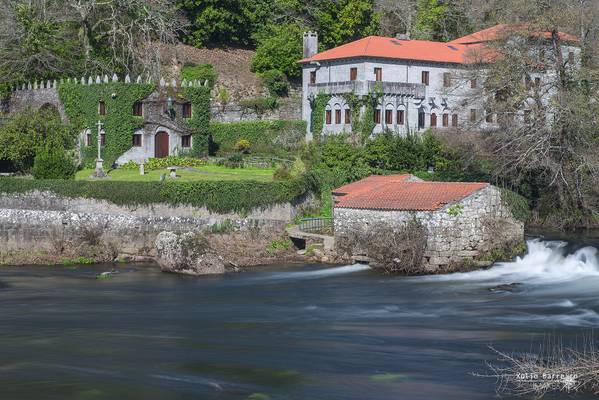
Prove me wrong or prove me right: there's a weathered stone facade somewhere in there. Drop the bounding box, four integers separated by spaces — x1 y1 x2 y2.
334 185 524 272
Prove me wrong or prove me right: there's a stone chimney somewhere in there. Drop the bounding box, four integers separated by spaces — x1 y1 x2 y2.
395 33 410 40
303 31 318 58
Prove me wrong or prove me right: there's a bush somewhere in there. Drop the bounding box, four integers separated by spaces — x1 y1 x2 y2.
209 120 306 156
0 176 312 213
239 96 279 117
31 148 76 180
222 153 244 168
273 164 292 181
261 69 289 97
143 156 207 171
181 64 218 89
234 139 251 154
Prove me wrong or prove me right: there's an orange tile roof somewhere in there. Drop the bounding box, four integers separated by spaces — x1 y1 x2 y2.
300 25 578 65
333 175 489 211
299 36 481 65
451 24 580 45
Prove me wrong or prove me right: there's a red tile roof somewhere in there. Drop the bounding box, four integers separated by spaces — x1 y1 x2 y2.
333 175 489 211
299 36 480 65
299 25 578 65
451 24 580 45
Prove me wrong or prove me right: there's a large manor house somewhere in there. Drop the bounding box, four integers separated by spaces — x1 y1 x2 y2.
300 24 580 139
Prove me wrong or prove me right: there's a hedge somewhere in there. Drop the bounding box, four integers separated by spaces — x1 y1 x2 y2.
209 120 306 156
0 177 311 213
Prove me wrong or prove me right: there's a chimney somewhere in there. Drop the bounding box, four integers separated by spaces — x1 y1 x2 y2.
303 31 318 58
395 33 410 40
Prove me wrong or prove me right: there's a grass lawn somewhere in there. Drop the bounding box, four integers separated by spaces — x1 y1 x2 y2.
75 164 275 182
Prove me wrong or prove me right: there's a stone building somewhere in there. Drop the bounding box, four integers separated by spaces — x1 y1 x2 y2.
300 25 580 139
332 174 524 272
5 77 206 165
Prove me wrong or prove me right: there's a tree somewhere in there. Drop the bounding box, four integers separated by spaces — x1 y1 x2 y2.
470 19 599 225
412 0 471 41
251 23 304 79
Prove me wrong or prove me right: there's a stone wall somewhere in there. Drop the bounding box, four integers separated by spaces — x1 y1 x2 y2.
0 191 316 262
333 185 524 272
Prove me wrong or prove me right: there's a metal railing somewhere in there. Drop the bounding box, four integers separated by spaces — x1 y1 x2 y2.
298 217 334 235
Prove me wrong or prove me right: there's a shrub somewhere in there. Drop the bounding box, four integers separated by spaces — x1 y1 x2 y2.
234 139 251 154
31 148 76 180
260 69 289 97
273 164 292 181
209 120 306 156
181 63 218 89
336 220 428 275
0 176 311 213
239 96 278 117
223 153 244 168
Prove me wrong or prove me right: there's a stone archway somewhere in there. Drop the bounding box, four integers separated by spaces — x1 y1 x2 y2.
155 131 169 158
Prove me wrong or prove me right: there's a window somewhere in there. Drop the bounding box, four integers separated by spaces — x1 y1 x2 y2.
86 132 92 146
335 109 342 124
485 111 494 123
181 135 191 148
98 101 106 115
132 133 142 147
568 52 575 65
350 67 358 81
385 109 393 124
452 114 458 127
442 113 449 127
100 133 106 147
374 109 381 124
421 71 429 86
430 113 437 127
310 71 316 84
397 110 405 125
443 73 451 87
418 112 425 129
470 109 477 123
344 108 351 124
471 78 477 89
374 67 382 81
325 110 332 124
132 102 143 116
182 103 192 119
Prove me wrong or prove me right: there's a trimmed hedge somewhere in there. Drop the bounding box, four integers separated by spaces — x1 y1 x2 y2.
0 177 310 214
209 120 306 156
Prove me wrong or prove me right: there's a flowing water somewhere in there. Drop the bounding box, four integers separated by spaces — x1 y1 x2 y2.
2 236 599 399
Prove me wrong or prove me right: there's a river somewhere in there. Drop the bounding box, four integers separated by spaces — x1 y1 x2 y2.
1 235 599 399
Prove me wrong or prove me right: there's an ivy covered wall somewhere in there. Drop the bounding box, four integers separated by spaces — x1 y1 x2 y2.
182 86 211 157
58 82 155 167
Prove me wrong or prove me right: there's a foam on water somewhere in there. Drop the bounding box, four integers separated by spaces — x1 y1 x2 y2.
261 263 371 281
429 239 599 285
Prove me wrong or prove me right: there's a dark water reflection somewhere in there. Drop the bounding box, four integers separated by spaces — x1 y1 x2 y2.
1 236 599 399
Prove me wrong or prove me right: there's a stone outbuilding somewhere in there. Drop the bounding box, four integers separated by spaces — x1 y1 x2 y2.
332 174 524 273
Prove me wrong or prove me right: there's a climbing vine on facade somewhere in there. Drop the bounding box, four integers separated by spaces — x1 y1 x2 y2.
343 89 381 145
58 82 155 167
309 93 331 142
182 86 211 157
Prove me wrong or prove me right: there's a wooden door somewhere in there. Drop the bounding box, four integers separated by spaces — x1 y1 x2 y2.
155 131 169 158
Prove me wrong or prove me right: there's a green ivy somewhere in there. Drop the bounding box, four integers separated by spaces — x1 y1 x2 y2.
309 93 331 142
209 120 306 156
58 82 155 167
0 176 312 214
500 188 531 223
343 89 381 145
182 86 211 157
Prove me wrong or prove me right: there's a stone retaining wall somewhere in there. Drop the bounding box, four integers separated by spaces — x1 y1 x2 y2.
0 191 315 262
334 185 524 272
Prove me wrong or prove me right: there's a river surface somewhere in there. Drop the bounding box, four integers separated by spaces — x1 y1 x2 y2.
1 235 599 399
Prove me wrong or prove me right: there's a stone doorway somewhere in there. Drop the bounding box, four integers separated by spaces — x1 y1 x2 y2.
155 131 169 158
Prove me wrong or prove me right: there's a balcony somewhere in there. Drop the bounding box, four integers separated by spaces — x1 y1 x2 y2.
307 80 425 98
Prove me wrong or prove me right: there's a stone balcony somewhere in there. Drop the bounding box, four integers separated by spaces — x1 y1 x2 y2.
307 80 426 98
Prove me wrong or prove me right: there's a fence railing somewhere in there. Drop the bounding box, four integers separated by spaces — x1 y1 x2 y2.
298 217 334 235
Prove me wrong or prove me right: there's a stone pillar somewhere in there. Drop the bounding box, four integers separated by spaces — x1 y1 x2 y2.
139 163 145 175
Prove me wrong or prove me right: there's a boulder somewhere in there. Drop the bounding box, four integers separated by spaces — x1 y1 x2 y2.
155 231 226 275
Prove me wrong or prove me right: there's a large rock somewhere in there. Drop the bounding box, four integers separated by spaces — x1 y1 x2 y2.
155 231 226 275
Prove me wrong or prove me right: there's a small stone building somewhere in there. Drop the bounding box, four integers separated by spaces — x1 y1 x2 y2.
332 174 524 272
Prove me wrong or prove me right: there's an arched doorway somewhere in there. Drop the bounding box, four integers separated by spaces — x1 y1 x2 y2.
155 131 169 158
